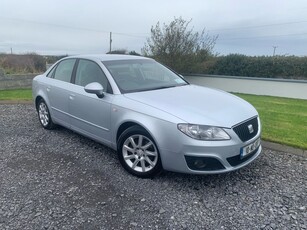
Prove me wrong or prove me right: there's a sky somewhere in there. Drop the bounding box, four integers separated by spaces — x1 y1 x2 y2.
1 0 307 56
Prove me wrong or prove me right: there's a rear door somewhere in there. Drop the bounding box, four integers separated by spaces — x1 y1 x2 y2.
46 58 76 127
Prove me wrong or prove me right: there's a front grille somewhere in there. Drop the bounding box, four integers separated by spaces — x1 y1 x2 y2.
233 117 258 142
227 146 259 167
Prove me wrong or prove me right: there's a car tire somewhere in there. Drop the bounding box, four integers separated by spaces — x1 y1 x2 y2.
37 99 56 130
117 125 162 178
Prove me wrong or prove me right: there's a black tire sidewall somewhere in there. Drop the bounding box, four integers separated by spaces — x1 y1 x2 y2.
117 125 162 178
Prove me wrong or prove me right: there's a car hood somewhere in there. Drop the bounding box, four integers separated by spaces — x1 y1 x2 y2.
124 85 258 128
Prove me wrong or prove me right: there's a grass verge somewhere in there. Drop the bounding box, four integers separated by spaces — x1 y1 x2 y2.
0 89 32 101
235 93 307 150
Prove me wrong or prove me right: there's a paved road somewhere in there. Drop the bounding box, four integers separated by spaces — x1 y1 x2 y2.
0 104 306 229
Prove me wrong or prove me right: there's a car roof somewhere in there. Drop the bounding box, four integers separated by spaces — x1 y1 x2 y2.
68 54 150 62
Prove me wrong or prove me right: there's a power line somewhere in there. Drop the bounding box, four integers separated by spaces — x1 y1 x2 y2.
1 16 307 53
112 32 148 38
1 16 306 39
0 17 110 34
0 17 149 38
218 32 307 41
209 20 307 31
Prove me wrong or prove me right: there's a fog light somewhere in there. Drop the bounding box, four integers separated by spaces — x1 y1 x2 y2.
194 159 207 169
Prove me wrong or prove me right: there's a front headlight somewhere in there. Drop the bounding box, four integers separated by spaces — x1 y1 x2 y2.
177 124 231 141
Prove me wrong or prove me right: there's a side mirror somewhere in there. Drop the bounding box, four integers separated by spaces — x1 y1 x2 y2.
84 82 104 98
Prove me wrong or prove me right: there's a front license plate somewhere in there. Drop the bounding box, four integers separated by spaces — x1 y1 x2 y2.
240 138 261 158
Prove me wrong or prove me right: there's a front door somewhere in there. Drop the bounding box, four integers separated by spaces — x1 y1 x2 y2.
68 59 113 145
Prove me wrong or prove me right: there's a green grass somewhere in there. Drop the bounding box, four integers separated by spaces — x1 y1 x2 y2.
235 93 307 150
0 89 32 101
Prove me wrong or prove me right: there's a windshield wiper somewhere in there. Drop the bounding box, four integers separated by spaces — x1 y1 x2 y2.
150 84 187 91
150 85 176 90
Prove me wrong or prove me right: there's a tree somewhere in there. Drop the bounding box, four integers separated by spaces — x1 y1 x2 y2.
142 17 218 73
106 49 127 54
128 50 141 56
106 49 141 56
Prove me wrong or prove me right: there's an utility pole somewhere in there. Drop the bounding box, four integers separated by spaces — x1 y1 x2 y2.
272 46 278 56
10 47 13 54
109 32 112 53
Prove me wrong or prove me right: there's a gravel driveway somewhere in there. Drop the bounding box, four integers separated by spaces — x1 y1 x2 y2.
0 104 306 230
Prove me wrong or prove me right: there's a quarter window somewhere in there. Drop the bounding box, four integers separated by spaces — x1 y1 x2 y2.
53 59 76 83
46 66 56 78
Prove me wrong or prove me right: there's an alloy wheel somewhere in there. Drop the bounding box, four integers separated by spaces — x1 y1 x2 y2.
122 134 158 173
38 102 49 127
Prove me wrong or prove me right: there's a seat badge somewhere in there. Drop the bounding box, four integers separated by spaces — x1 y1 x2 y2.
248 124 254 134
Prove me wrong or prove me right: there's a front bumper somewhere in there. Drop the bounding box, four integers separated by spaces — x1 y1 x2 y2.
159 118 262 174
160 140 262 174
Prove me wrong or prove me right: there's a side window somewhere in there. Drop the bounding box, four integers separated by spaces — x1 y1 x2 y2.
75 59 110 92
53 59 76 83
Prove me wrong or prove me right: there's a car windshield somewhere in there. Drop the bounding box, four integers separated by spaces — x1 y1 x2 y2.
102 59 188 93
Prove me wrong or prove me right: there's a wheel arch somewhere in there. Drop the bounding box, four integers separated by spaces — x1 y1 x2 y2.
115 120 162 152
116 121 154 144
34 94 53 119
34 86 51 111
35 96 44 111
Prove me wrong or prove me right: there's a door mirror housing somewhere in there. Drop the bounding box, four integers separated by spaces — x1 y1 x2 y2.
84 82 104 98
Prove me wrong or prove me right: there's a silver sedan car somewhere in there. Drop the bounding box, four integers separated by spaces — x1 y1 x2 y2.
32 54 261 178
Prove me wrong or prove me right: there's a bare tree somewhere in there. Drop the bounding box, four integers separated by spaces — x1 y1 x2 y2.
142 17 218 73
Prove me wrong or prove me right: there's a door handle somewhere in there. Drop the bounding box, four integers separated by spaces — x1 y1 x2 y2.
69 94 75 100
46 87 51 92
